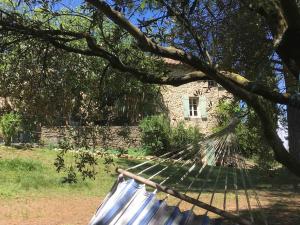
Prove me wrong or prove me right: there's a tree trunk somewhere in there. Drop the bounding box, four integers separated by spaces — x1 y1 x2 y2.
285 72 300 162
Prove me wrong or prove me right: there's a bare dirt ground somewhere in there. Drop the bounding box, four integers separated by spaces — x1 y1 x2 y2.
0 190 299 225
0 196 101 225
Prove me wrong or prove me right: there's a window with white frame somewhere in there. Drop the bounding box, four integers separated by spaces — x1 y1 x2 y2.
189 97 199 117
183 95 207 119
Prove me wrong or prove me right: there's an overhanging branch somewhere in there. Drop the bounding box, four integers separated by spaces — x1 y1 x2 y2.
86 0 300 108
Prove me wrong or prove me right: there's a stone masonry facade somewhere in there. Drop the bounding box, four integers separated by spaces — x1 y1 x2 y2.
160 61 231 135
39 59 231 148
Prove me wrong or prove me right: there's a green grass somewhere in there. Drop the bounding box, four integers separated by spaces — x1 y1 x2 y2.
1 146 300 225
106 147 149 157
0 158 43 172
0 146 299 200
0 146 123 199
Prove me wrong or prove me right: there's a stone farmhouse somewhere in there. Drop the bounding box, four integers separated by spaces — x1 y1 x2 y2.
0 58 231 147
161 58 230 135
40 59 231 148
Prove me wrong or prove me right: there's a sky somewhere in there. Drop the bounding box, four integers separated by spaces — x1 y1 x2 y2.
277 120 289 150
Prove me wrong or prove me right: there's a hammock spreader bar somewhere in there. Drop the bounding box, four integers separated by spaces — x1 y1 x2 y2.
117 168 253 225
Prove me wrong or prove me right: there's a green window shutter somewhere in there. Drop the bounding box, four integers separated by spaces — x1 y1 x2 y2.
199 96 207 119
182 96 190 118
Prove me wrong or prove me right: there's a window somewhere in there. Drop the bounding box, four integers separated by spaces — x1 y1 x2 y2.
189 97 199 117
208 80 217 88
183 96 207 119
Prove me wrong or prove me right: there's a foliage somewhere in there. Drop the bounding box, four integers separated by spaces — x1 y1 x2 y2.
139 115 171 154
53 147 98 183
1 147 299 200
0 37 163 126
0 147 122 198
215 99 277 170
58 138 73 151
170 122 203 153
139 115 203 155
0 1 167 127
0 112 21 146
1 0 300 175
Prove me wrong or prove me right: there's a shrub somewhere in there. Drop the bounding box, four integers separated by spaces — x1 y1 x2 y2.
0 112 21 146
139 115 203 155
58 138 72 150
139 115 171 155
171 122 203 153
254 148 278 173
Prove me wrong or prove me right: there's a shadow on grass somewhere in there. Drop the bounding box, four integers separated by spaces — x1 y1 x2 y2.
227 196 300 225
113 158 300 193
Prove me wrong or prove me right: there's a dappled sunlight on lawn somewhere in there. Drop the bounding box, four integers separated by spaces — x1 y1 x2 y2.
0 147 300 225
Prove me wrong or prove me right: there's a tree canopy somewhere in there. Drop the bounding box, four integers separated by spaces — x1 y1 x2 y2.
0 23 164 126
1 0 300 176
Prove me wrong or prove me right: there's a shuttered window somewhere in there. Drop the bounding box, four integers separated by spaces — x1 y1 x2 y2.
189 97 199 117
199 96 207 119
182 96 190 118
182 96 207 119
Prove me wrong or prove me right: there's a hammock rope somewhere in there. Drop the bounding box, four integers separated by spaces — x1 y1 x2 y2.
189 143 228 215
232 147 240 216
117 168 253 225
223 145 230 211
234 147 254 223
206 142 229 215
237 149 269 225
90 118 269 225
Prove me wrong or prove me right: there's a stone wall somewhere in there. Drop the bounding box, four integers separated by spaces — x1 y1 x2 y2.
41 126 141 149
160 64 232 135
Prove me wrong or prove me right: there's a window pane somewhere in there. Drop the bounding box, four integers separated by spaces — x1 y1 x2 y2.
189 97 199 117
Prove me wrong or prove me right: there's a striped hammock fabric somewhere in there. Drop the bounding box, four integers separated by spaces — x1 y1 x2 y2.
89 177 223 225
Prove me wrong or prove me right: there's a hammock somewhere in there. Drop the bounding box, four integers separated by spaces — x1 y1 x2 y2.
89 177 222 225
89 119 268 225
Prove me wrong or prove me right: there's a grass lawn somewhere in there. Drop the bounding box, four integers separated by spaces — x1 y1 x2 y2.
0 147 120 199
0 146 300 225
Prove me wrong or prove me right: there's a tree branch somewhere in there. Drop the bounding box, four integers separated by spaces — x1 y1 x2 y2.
2 0 300 176
242 0 300 80
85 36 208 85
85 0 300 176
86 0 300 108
159 0 206 59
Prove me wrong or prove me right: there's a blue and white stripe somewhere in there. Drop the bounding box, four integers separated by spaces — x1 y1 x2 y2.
89 178 223 225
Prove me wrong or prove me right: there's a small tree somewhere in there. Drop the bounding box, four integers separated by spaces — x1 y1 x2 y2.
0 113 21 146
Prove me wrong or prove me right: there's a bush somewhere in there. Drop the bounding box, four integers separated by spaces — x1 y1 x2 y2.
254 148 278 173
171 122 203 153
139 115 203 155
0 112 21 146
139 115 171 155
